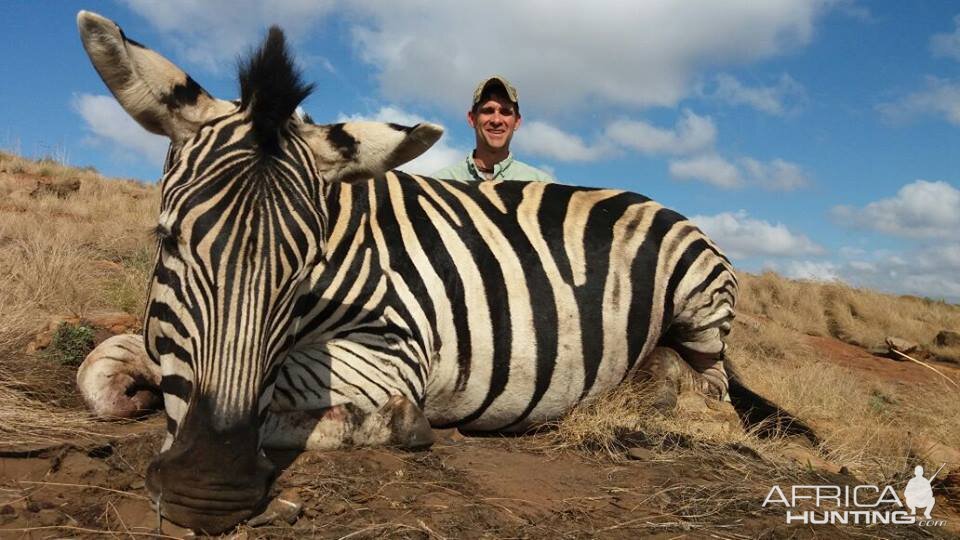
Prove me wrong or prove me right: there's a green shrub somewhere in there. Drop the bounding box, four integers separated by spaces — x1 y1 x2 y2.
46 322 95 366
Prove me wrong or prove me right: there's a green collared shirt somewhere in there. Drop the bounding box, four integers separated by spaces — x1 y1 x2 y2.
432 153 554 182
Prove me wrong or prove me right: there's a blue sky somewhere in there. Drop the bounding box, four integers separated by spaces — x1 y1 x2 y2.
3 1 960 301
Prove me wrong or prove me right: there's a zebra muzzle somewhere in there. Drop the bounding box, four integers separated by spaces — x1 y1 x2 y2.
146 409 276 534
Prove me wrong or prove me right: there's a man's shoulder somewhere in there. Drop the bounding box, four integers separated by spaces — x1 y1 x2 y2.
506 158 554 182
430 160 474 182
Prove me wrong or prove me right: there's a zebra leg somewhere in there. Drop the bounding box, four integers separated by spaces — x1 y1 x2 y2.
262 395 434 451
633 347 702 412
675 345 730 401
76 334 162 418
357 395 435 449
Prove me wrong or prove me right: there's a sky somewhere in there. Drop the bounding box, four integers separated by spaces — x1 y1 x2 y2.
2 1 960 302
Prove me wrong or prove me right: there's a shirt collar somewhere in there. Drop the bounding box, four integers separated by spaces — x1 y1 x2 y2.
468 152 514 180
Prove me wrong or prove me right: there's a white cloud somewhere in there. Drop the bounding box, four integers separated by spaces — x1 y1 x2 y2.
512 109 714 163
514 121 611 162
833 0 874 23
831 180 960 238
931 15 960 62
122 1 827 108
877 77 960 126
782 260 840 281
690 210 824 259
121 0 337 72
757 246 960 303
347 1 825 113
847 260 876 272
669 154 742 188
838 246 867 259
740 157 810 190
836 244 960 301
668 154 809 190
709 73 805 116
605 110 716 155
73 94 169 165
336 106 466 175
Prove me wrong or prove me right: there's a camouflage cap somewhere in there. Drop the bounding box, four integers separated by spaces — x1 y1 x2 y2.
472 75 519 107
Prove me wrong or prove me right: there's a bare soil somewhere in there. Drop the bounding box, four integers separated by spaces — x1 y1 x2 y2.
1 334 959 539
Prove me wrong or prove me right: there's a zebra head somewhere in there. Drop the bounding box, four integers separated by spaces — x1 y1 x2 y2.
78 11 441 533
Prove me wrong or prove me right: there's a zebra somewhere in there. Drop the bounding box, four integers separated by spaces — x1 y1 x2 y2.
76 10 787 534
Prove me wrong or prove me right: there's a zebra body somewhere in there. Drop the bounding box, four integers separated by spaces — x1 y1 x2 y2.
268 175 734 436
77 10 735 533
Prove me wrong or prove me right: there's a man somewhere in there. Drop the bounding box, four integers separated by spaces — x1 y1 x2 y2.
432 75 554 182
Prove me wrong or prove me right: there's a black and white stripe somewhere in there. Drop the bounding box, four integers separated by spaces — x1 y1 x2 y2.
264 174 737 432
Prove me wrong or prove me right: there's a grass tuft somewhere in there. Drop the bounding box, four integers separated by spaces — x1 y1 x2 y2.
45 322 96 366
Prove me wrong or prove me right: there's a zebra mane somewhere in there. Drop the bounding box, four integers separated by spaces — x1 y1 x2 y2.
239 27 314 153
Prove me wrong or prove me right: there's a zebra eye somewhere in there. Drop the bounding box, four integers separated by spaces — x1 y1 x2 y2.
154 225 181 256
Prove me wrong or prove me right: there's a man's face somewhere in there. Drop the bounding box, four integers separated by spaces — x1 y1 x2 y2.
468 93 521 152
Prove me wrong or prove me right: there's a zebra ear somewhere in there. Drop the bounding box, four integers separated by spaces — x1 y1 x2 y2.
77 11 234 144
301 121 443 182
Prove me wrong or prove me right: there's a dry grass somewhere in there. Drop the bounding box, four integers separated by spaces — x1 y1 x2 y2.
535 379 788 466
732 276 960 483
739 271 960 362
0 152 157 449
0 381 111 451
0 151 156 353
535 381 664 459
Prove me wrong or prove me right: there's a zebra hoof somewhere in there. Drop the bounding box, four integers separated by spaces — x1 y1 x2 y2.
651 384 679 414
380 395 435 450
637 347 685 413
675 391 743 437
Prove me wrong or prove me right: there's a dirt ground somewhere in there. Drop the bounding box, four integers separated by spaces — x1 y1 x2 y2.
1 335 959 539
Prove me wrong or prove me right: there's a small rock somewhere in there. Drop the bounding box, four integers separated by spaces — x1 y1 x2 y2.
935 330 960 348
886 336 920 355
247 489 302 527
327 501 350 516
36 509 64 526
432 428 467 445
626 447 655 461
26 312 141 353
129 479 146 490
26 315 79 353
159 518 194 537
85 311 141 335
